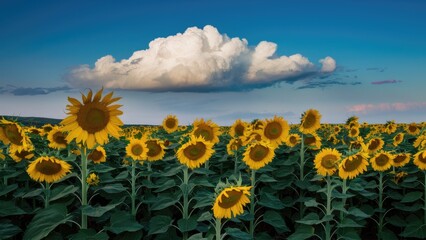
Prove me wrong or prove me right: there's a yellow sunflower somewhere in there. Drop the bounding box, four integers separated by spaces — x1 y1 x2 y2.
88 146 107 164
304 133 322 149
192 119 221 144
162 115 179 133
0 148 5 160
27 156 72 183
9 144 34 162
0 118 30 151
229 119 248 138
146 139 165 161
126 138 148 161
314 148 342 176
338 152 369 179
176 136 215 169
333 125 341 134
243 141 275 170
348 127 360 138
414 134 426 149
366 138 384 154
61 88 123 149
413 150 426 170
385 121 397 134
299 109 321 134
227 138 243 155
212 186 252 219
286 133 301 147
370 152 393 171
87 173 100 186
259 116 289 147
391 153 411 167
47 126 68 150
26 126 42 135
406 123 420 135
393 133 404 147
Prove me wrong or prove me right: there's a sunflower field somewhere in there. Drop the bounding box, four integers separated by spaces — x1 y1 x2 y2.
1 89 426 240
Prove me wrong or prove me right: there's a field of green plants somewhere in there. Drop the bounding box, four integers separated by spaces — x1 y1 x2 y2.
1 89 426 240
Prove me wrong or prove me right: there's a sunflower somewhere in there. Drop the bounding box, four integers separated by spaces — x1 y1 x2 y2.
27 156 72 183
40 124 54 136
414 134 426 149
350 136 365 151
176 136 215 169
88 146 107 164
391 153 411 167
286 133 301 147
26 126 42 135
192 119 221 144
338 152 369 179
162 115 179 133
87 173 100 186
366 138 384 154
146 139 165 161
0 148 5 160
47 126 68 150
230 119 248 138
406 123 420 135
348 127 360 138
212 186 252 219
126 138 148 161
299 109 321 134
393 133 404 147
243 141 275 170
327 134 339 145
259 116 289 147
227 138 243 155
314 148 342 176
0 118 30 151
385 121 397 134
333 125 341 134
9 144 34 162
304 133 322 149
370 152 393 171
61 88 123 149
413 151 426 170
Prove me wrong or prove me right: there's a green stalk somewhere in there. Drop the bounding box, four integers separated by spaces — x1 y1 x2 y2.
182 166 189 240
80 146 88 229
215 217 222 240
234 152 238 176
325 175 332 240
300 134 305 181
249 169 256 238
424 171 426 225
131 159 137 217
339 178 347 221
378 171 384 239
44 182 51 208
147 162 152 182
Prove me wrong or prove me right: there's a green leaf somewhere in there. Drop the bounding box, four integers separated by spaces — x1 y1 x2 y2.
106 211 143 234
82 201 122 217
20 188 43 198
263 210 289 233
275 166 294 177
115 171 129 180
146 194 179 211
23 204 71 240
401 191 423 203
177 217 198 232
93 164 115 173
197 212 213 222
192 177 215 187
0 200 26 217
347 207 371 218
258 192 285 209
338 218 363 228
304 199 319 207
100 183 126 193
258 174 277 183
148 215 173 235
187 233 207 240
225 228 252 239
296 212 321 225
0 223 21 239
378 228 398 240
0 184 18 196
49 185 79 202
287 225 314 240
393 202 423 212
154 179 176 192
401 224 426 238
338 229 361 240
386 214 406 227
69 229 109 240
192 168 215 175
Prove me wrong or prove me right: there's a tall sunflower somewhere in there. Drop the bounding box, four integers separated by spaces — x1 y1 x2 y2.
88 146 107 164
27 156 72 183
176 136 215 169
391 153 411 167
61 88 123 149
230 119 248 138
242 141 275 170
366 138 384 154
212 186 252 219
162 115 179 133
393 133 404 147
47 126 68 150
192 119 221 144
146 139 165 161
286 133 301 147
0 118 30 151
126 138 148 161
299 109 321 134
338 152 369 179
370 152 393 171
314 148 342 176
9 144 34 162
260 116 289 147
413 150 426 170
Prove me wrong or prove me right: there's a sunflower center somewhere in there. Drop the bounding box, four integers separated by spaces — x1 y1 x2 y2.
235 124 245 137
321 154 338 169
289 136 298 145
393 155 407 164
88 149 104 161
183 142 207 161
304 136 316 145
35 159 62 175
4 125 23 145
368 139 381 151
53 132 67 145
165 118 176 129
30 129 41 134
409 125 418 133
131 144 144 156
147 140 161 157
249 145 269 162
77 103 110 133
194 125 213 141
264 122 282 139
303 113 316 128
395 134 402 142
350 129 358 136
218 190 243 209
16 150 32 159
343 155 363 172
43 126 53 132
375 154 390 166
417 153 426 164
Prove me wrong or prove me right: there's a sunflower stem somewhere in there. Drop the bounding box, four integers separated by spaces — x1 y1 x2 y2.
424 171 426 225
233 151 238 176
299 134 305 220
325 174 333 240
182 166 190 240
339 178 347 222
215 217 222 240
378 171 384 239
81 146 88 229
147 162 152 182
44 182 51 208
249 169 256 238
131 159 137 217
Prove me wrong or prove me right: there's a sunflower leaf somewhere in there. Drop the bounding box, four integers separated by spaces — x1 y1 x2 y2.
100 183 126 193
225 227 252 239
0 183 18 196
197 212 213 222
287 225 314 240
49 185 79 202
0 200 26 217
258 192 285 210
148 215 173 235
69 229 109 240
0 223 21 239
258 174 277 183
400 191 423 203
263 210 289 233
106 211 143 234
177 216 198 232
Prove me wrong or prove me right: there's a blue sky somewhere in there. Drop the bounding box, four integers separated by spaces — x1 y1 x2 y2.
0 0 425 125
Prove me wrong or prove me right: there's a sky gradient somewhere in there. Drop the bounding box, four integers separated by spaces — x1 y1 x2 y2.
1 0 425 125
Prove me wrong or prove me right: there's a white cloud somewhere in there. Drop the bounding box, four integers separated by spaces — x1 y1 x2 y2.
67 25 335 91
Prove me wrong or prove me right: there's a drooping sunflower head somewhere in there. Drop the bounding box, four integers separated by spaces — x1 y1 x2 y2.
176 136 215 169
406 123 420 135
414 151 426 170
61 88 123 149
230 119 248 138
0 119 29 151
242 141 275 170
146 139 165 161
162 115 179 133
212 186 252 219
227 138 243 155
304 133 322 150
367 138 384 154
192 119 221 144
299 109 321 134
393 133 404 147
126 138 148 161
345 116 359 126
9 144 34 162
391 153 411 168
314 148 342 176
260 116 289 147
286 133 301 147
370 152 393 172
47 126 68 150
88 146 107 164
338 152 369 179
27 156 72 183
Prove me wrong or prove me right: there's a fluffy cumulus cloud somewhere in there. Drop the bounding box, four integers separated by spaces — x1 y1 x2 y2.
67 25 335 92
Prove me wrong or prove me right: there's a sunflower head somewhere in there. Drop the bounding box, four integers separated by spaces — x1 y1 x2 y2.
0 119 29 151
299 109 321 134
314 148 342 176
367 138 384 154
338 152 369 179
47 126 68 150
370 152 393 172
87 173 100 186
192 119 221 144
0 148 5 160
348 127 360 138
227 138 243 155
286 133 301 147
304 133 322 149
391 153 411 167
146 139 165 161
406 123 420 135
88 146 107 164
213 186 252 219
176 136 215 169
27 156 72 183
126 137 148 161
9 144 35 162
230 119 248 138
393 133 404 146
260 116 289 147
413 135 426 150
242 141 275 170
414 151 426 170
162 115 179 133
61 88 123 149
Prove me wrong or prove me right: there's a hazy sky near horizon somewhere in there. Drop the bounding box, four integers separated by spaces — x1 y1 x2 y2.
1 0 425 125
